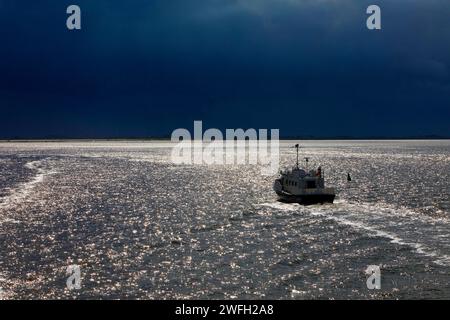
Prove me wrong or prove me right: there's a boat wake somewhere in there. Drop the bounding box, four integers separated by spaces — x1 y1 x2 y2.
258 200 450 267
0 159 56 212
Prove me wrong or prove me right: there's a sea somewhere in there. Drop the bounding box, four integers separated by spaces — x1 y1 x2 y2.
0 140 449 299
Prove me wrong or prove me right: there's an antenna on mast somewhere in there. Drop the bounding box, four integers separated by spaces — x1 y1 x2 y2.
295 144 299 168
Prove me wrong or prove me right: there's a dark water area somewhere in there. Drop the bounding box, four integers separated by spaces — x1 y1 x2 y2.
0 140 449 299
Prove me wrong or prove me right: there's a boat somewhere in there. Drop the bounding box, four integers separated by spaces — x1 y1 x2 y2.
273 144 336 205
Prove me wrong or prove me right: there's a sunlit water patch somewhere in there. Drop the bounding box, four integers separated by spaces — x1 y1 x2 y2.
0 140 449 299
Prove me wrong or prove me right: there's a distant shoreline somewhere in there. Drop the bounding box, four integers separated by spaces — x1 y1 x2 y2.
1 136 449 142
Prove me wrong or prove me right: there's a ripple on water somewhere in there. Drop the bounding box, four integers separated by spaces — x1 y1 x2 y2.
0 141 449 299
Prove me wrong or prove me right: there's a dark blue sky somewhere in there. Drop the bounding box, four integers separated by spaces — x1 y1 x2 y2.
0 0 449 138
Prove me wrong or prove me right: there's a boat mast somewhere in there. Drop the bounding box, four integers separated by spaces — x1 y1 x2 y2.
295 144 299 168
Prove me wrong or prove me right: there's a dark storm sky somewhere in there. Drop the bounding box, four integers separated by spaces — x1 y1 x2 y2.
0 0 449 138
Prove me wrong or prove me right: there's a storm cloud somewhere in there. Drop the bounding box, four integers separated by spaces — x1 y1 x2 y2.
0 0 449 138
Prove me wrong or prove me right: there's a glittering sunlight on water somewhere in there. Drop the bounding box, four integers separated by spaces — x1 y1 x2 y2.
0 140 449 299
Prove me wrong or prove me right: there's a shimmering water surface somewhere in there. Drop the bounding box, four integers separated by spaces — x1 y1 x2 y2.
0 140 449 299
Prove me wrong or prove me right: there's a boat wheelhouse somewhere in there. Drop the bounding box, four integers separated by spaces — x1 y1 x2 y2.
273 144 336 205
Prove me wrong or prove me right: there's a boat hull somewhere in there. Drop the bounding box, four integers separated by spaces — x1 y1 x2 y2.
276 191 335 205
